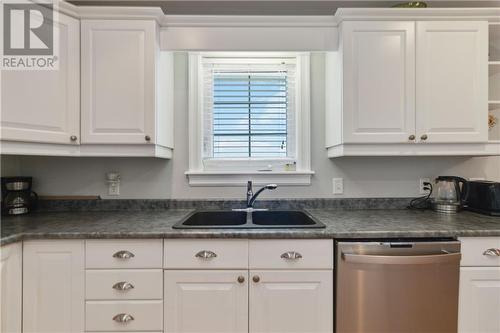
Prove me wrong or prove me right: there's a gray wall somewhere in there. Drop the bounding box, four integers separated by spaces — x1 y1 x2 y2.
2 53 499 199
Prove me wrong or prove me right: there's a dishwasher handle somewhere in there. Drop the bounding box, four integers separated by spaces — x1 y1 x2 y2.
342 252 461 265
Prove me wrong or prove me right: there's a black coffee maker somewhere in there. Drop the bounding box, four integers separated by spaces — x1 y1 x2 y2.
1 177 38 215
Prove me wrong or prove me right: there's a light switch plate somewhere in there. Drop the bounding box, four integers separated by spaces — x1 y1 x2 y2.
333 178 343 195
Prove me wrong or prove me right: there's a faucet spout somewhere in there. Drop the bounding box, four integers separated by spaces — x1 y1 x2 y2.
246 181 254 208
246 181 278 208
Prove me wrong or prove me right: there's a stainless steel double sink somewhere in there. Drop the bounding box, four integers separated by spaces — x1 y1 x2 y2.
173 210 325 229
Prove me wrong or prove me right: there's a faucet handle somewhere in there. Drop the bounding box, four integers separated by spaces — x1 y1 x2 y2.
247 181 253 191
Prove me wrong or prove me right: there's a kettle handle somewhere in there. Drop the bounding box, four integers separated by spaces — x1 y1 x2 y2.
456 178 469 205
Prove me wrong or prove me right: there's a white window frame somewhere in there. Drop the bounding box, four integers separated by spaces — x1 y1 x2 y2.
186 52 313 186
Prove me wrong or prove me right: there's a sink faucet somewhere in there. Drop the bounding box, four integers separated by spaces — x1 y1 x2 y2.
246 181 278 208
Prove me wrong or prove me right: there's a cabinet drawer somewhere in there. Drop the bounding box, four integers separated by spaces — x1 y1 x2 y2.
249 239 333 269
164 239 248 269
86 240 162 269
86 269 163 300
85 300 163 331
460 237 500 267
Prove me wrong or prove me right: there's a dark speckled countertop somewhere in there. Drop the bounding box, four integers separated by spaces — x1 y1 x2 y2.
2 209 500 245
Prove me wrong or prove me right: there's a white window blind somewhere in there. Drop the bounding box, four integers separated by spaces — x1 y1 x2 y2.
202 59 296 160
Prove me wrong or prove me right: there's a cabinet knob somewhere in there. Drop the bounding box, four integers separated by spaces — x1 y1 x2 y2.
145 135 151 142
483 248 500 256
112 313 134 323
237 276 245 284
112 281 135 291
252 275 260 283
112 250 135 259
408 135 416 141
195 250 217 259
420 134 428 141
280 251 303 260
70 135 77 141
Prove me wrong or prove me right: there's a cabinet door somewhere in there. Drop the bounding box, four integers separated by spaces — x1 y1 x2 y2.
342 21 416 143
0 243 22 333
459 267 500 333
81 20 156 144
416 21 488 143
249 270 333 333
1 13 80 145
164 270 248 333
23 240 84 333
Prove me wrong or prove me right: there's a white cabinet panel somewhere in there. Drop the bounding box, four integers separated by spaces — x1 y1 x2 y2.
460 237 500 267
249 239 333 270
81 20 156 144
0 243 22 333
86 239 163 269
416 21 488 143
85 300 163 332
459 267 500 333
164 239 248 269
1 13 80 145
23 240 85 333
86 269 163 300
342 21 416 143
164 270 248 333
249 270 333 333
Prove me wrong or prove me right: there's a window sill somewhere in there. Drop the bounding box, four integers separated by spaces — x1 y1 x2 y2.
184 170 314 186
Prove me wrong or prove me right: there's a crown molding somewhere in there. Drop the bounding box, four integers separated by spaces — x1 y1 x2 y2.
335 8 500 23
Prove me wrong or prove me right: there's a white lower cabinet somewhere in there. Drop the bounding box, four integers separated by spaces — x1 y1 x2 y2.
0 243 22 333
459 267 500 333
163 239 334 333
458 237 500 333
23 240 85 333
164 270 248 333
249 270 333 333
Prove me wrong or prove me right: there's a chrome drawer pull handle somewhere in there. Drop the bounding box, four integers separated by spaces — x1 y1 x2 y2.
112 281 135 291
113 313 134 323
281 251 303 260
195 250 217 259
483 248 500 256
112 250 135 259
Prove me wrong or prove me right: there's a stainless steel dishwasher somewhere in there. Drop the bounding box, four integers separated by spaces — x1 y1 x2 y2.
336 240 461 333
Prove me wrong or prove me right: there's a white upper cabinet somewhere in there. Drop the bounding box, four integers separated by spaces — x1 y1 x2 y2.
416 21 488 143
0 243 22 333
342 21 416 143
0 13 80 145
81 19 172 148
326 19 492 157
23 240 85 333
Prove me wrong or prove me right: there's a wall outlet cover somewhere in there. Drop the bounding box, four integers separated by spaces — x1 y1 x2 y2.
419 178 431 195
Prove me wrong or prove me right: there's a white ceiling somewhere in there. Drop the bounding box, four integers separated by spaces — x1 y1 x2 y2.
68 0 500 15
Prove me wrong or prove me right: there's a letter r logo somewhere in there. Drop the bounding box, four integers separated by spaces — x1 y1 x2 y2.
3 3 54 55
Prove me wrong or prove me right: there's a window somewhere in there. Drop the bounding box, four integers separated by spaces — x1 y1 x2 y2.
204 59 295 160
187 53 313 186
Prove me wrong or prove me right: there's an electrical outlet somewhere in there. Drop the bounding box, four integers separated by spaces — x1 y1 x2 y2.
333 178 344 195
419 178 431 195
